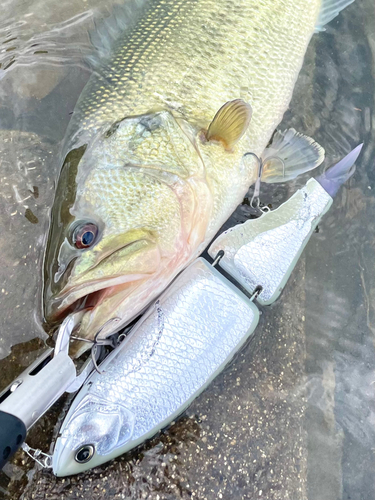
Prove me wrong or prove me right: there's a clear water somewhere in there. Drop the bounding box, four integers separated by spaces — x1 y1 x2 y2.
0 0 374 498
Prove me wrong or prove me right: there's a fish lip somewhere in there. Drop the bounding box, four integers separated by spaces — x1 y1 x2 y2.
47 272 149 322
46 239 157 322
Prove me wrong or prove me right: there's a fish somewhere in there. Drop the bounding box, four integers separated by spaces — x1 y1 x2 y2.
51 145 363 476
43 0 355 353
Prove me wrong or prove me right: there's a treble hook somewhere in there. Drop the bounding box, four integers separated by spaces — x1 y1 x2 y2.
243 152 285 214
71 317 121 374
243 152 263 210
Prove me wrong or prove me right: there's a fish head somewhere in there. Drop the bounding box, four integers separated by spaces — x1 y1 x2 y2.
43 110 209 347
52 394 135 476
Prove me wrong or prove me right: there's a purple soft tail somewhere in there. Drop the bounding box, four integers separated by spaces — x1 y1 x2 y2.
316 144 363 197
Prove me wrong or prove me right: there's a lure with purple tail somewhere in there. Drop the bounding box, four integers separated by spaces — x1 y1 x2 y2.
316 144 363 197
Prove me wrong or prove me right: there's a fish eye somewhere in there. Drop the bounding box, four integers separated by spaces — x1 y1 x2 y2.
75 444 95 463
72 222 98 250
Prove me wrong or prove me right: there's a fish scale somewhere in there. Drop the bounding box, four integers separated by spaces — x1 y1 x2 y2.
72 0 319 156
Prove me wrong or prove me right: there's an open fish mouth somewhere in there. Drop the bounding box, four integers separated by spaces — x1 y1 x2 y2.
45 236 163 324
47 272 149 323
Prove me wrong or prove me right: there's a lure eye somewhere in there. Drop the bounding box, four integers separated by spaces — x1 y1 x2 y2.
72 223 98 249
75 444 95 463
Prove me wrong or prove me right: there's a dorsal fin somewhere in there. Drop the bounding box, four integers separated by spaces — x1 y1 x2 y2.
315 0 355 31
206 99 252 150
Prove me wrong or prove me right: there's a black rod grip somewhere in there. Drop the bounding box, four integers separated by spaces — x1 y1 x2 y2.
0 410 26 469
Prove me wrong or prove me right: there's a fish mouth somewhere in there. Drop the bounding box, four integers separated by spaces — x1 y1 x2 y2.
45 226 189 330
47 272 149 323
45 237 161 324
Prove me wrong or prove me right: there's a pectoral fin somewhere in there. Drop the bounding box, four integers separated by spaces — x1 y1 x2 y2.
261 128 325 183
206 99 252 149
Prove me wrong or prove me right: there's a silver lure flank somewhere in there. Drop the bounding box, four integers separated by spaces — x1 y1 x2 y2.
52 259 259 476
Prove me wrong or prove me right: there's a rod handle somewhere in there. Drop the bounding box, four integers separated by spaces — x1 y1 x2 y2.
0 410 26 470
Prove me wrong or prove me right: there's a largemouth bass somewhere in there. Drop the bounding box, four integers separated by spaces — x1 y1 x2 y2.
43 0 353 351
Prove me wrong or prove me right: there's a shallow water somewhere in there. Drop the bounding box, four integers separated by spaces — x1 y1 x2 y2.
0 0 374 498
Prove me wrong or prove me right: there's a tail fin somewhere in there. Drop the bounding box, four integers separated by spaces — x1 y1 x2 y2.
316 144 363 197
